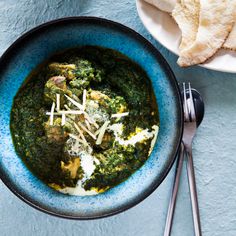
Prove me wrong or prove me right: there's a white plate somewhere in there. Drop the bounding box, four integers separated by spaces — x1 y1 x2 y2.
136 0 236 73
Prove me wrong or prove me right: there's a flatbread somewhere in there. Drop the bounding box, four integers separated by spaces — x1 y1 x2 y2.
172 0 200 51
223 23 236 50
144 0 178 13
178 0 236 67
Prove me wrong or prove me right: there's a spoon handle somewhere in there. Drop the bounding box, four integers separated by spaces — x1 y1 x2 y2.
186 149 202 236
164 142 185 236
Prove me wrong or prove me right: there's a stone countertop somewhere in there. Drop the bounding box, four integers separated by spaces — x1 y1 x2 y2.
1 1 236 236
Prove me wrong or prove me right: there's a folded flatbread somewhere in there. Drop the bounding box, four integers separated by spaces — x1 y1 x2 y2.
223 23 236 50
144 0 178 13
172 0 200 51
178 0 236 67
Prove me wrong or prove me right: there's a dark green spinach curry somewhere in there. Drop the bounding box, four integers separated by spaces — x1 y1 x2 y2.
11 46 159 195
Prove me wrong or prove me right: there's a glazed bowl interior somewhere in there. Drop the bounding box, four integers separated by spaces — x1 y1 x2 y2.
0 17 182 219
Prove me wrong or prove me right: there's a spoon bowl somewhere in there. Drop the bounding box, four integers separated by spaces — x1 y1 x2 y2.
181 88 205 127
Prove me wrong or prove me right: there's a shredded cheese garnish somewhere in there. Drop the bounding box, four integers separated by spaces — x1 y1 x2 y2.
85 120 91 131
64 104 71 110
61 113 66 126
49 102 55 125
46 110 83 115
82 89 87 110
65 94 84 110
77 122 96 140
58 110 83 115
111 112 129 118
84 112 99 129
94 126 102 136
56 94 60 111
74 123 88 146
96 121 110 145
46 112 60 116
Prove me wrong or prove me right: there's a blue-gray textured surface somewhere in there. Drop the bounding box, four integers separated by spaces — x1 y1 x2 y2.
0 1 236 236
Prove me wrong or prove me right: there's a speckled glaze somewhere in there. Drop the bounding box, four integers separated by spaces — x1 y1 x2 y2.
0 17 183 219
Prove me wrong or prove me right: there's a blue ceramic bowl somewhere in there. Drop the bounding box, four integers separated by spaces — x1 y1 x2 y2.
0 17 183 219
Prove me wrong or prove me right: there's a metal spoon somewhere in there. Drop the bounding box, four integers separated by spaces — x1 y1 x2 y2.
164 87 204 236
188 89 204 127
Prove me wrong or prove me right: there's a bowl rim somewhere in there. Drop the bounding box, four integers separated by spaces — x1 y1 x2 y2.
0 16 183 220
